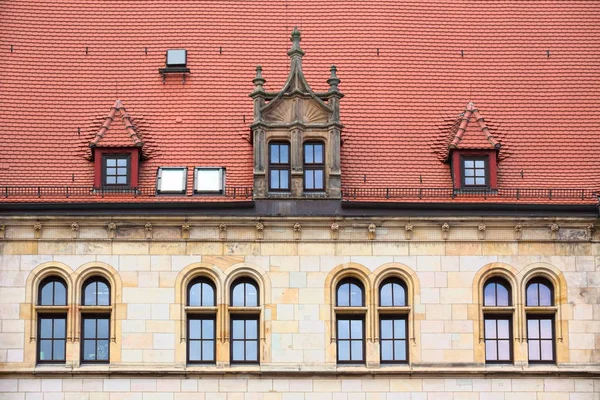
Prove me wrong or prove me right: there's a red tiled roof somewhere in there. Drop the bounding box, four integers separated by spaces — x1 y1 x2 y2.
1 1 600 203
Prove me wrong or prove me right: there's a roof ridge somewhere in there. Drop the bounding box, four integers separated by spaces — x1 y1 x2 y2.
89 99 144 148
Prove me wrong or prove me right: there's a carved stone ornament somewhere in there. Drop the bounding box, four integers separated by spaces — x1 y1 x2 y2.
255 222 264 240
219 223 227 240
331 223 340 240
441 223 450 240
477 223 486 240
256 222 264 231
71 222 80 239
144 223 153 239
293 223 301 240
33 222 42 239
368 223 377 240
404 223 413 240
0 222 5 239
181 223 190 240
549 223 560 240
586 223 595 241
514 224 523 241
107 222 117 239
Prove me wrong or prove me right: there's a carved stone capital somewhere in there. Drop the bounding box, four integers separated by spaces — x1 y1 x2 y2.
477 223 486 240
404 223 413 240
293 223 301 240
549 223 560 240
441 223 450 240
181 223 190 240
331 223 339 240
71 222 80 239
219 224 227 240
255 222 264 240
514 224 523 241
107 222 117 239
33 222 42 239
368 223 377 240
145 223 153 239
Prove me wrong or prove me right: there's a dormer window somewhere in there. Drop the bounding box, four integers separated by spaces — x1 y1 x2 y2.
195 167 225 194
462 156 488 188
166 49 187 69
157 167 187 194
269 142 290 192
103 155 130 187
304 142 325 191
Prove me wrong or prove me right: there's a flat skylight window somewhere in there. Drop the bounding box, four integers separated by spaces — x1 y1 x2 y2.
157 167 187 194
195 167 224 194
166 49 187 67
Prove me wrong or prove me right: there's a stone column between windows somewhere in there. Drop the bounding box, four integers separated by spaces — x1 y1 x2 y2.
252 127 267 197
290 127 304 196
328 126 342 197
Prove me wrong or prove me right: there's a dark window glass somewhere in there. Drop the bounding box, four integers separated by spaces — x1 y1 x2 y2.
484 317 512 362
38 278 67 306
462 157 487 187
527 316 554 362
269 143 290 191
81 315 110 362
380 317 408 363
82 278 110 306
379 279 407 307
526 279 553 306
38 315 66 363
103 155 130 186
483 278 511 307
231 279 259 307
336 279 364 307
303 142 325 191
188 278 215 307
337 316 364 363
231 316 259 363
188 316 216 363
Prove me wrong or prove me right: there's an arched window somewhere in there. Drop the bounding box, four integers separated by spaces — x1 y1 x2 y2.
187 277 216 364
526 278 555 363
482 277 512 363
37 277 68 363
230 278 260 364
80 277 111 363
336 278 365 364
378 278 408 363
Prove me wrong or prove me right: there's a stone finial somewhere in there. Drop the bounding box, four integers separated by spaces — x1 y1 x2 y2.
331 222 340 240
181 223 190 240
514 224 523 241
33 222 42 239
549 223 560 240
219 223 227 240
255 222 264 240
405 223 413 240
107 222 117 239
145 222 153 239
253 65 266 91
327 65 340 93
477 223 486 240
0 222 5 239
441 223 450 240
287 27 305 58
368 223 377 240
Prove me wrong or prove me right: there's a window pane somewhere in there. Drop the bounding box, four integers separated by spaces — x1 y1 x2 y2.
485 319 496 339
280 145 289 163
54 282 66 306
106 177 116 184
40 319 52 339
475 177 486 185
84 319 96 339
465 177 475 185
528 340 540 360
351 340 363 361
475 160 485 168
305 170 314 189
106 159 116 167
338 341 350 361
497 284 509 306
305 145 313 163
232 284 244 306
106 168 116 176
541 340 553 360
394 319 406 339
246 320 258 340
351 320 362 339
484 283 495 306
528 319 539 339
246 283 258 306
117 168 127 175
271 145 280 163
498 340 510 361
393 283 406 306
189 283 200 306
380 283 392 306
195 169 223 192
338 320 349 339
497 319 509 339
349 283 362 307
485 340 497 360
202 319 214 339
202 340 214 361
475 169 486 177
41 282 54 305
464 169 475 177
540 319 552 339
116 176 127 184
232 320 244 340
527 284 538 306
189 319 201 340
232 341 244 361
53 340 65 361
314 145 323 163
381 340 393 361
117 159 128 167
84 282 96 306
381 320 393 339
202 283 214 307
40 340 52 360
97 319 109 339
54 318 66 338
246 340 258 361
539 284 552 306
270 170 280 189
394 340 406 361
83 340 95 360
96 340 109 360
97 282 110 305
464 160 474 168
189 341 201 360
279 170 289 189
337 283 349 307
314 170 324 189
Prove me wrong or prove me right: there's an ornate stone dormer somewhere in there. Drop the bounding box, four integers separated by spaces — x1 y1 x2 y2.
250 28 343 198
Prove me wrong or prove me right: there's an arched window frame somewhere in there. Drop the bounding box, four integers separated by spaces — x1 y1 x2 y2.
377 277 409 364
186 277 217 364
482 277 514 364
228 277 261 364
79 276 112 364
36 276 69 364
525 277 556 364
335 277 367 365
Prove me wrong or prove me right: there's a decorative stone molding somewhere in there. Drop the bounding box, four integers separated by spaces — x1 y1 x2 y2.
514 224 523 241
33 222 42 239
107 222 117 239
71 222 80 239
368 223 377 240
404 223 413 240
477 223 486 240
0 222 5 239
330 223 339 240
255 222 264 240
441 223 450 240
144 222 153 240
219 223 227 241
181 223 190 240
586 223 595 241
549 223 560 240
293 223 302 240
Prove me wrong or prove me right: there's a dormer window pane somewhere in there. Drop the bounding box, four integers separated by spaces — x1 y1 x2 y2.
462 157 488 188
194 168 224 193
269 143 290 191
102 155 130 187
157 167 187 194
166 49 187 67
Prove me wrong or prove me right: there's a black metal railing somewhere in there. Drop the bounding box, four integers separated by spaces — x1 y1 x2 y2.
0 186 253 199
341 187 598 201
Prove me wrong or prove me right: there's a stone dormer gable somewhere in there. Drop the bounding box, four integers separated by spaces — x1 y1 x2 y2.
250 28 343 199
